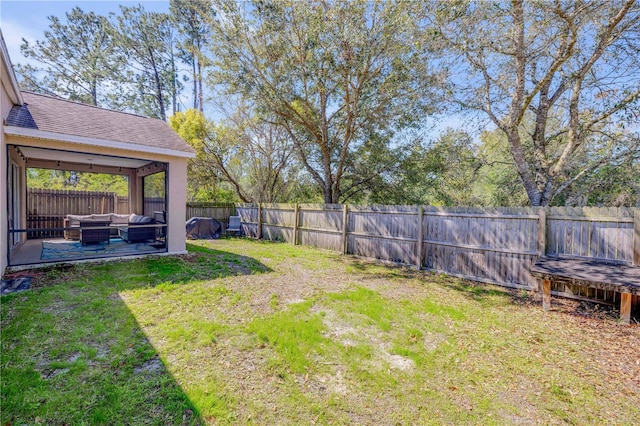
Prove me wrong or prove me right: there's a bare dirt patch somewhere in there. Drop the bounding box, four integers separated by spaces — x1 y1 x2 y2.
315 307 416 373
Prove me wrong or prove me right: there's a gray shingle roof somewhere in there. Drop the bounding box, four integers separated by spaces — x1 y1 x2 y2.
6 92 194 155
6 103 37 129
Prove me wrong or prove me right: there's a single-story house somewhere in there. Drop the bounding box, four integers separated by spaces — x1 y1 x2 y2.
1 31 195 275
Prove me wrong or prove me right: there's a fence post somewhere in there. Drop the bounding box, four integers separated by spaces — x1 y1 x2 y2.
257 203 263 240
341 204 349 255
538 207 546 256
633 209 640 266
293 203 300 245
415 206 424 270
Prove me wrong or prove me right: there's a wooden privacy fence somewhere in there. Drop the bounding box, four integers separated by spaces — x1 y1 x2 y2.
236 204 640 302
28 188 117 216
27 188 120 238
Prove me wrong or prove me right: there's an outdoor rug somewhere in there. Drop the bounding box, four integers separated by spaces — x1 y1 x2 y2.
41 238 158 260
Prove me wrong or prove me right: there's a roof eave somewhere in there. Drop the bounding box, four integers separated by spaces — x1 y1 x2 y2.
3 126 195 159
0 31 24 105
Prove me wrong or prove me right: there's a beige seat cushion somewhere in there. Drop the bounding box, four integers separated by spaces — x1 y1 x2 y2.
66 214 92 227
91 214 112 222
110 214 131 225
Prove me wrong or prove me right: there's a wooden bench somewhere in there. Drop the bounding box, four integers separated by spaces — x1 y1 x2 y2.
531 257 640 323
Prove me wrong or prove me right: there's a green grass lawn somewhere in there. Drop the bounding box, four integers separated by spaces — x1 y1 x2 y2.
2 239 639 425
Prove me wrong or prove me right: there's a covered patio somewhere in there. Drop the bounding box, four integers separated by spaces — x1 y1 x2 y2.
2 79 194 273
6 142 171 267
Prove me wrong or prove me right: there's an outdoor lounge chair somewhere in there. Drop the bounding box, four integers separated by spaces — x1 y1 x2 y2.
226 216 242 236
118 214 156 243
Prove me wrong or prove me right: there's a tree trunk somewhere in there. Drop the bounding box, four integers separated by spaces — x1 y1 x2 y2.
154 71 167 121
147 45 166 121
197 59 204 113
91 78 98 106
170 49 177 115
507 130 543 206
192 57 198 110
323 185 332 204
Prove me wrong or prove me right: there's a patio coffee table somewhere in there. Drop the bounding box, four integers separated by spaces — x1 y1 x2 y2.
79 220 111 246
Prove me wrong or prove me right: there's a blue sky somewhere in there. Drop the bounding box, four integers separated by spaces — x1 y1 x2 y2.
0 1 170 65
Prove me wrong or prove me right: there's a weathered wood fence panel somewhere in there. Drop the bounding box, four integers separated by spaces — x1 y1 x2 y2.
116 196 130 214
143 197 165 216
236 203 260 238
422 207 540 289
546 207 634 264
25 216 65 239
348 205 418 264
261 204 296 243
298 204 343 251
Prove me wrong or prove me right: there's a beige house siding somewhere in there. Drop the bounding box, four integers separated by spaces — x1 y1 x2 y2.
1 37 22 275
1 84 8 275
7 147 27 247
167 157 189 254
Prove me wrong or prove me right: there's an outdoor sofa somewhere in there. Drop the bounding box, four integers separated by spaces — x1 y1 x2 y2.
64 213 131 240
65 212 164 243
118 214 157 243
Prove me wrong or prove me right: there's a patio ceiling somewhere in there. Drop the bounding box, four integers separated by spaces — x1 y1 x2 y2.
17 146 153 169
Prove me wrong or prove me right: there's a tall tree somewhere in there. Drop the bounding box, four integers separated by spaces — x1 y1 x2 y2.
432 0 640 206
170 0 214 112
421 130 482 206
228 106 298 203
16 7 121 106
170 108 297 203
113 6 180 120
209 0 441 203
